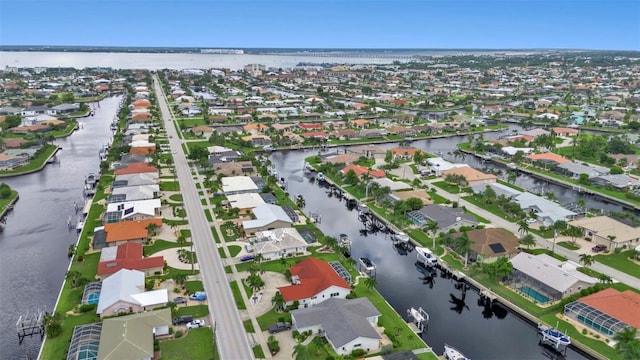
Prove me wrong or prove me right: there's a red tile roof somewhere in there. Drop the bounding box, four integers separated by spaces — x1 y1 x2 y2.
97 242 164 276
105 218 163 243
114 162 158 176
301 131 328 139
298 122 323 130
578 288 640 329
526 153 571 164
130 146 156 155
340 164 386 178
277 258 351 302
390 147 422 156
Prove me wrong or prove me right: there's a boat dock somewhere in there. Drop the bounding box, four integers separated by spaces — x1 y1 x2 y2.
407 306 429 333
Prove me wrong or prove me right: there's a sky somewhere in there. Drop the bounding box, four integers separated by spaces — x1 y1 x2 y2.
0 0 639 50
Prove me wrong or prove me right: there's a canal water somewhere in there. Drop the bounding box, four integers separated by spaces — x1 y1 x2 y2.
270 149 591 360
0 96 120 359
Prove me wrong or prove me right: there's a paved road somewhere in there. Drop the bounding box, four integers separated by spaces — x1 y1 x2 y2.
153 75 255 360
424 179 640 289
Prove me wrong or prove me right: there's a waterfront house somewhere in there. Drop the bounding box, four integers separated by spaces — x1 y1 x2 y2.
556 162 610 180
388 189 432 205
211 161 256 176
291 298 381 356
441 166 497 187
96 308 171 359
424 157 468 176
324 153 359 165
242 134 272 147
589 174 640 190
514 192 576 225
114 162 158 176
103 199 161 223
112 173 158 188
509 253 598 303
277 257 351 309
250 227 308 261
340 164 386 179
96 269 168 318
390 147 422 160
568 216 640 250
108 184 159 203
526 152 571 166
451 228 520 263
564 288 640 339
407 204 478 230
471 182 522 199
226 193 266 213
94 218 162 249
0 153 29 170
242 204 294 235
243 123 270 134
221 176 259 195
96 242 164 279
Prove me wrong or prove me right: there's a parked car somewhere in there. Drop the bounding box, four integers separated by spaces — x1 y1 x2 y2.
592 244 607 253
189 292 207 301
186 320 205 329
526 218 537 224
245 243 253 252
268 322 292 334
172 296 187 304
173 315 193 325
240 254 255 262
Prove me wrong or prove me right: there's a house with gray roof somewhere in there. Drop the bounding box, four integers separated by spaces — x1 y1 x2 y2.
242 204 294 235
514 192 576 225
407 204 478 231
556 162 610 180
590 174 640 190
52 103 80 113
250 228 308 261
108 184 159 203
471 182 522 199
291 297 381 356
96 269 168 318
509 253 598 303
112 173 158 188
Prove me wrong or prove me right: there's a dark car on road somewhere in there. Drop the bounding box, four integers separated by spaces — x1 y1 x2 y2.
592 244 607 253
268 322 291 334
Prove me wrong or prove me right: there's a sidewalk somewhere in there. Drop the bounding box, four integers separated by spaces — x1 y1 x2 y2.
423 178 640 290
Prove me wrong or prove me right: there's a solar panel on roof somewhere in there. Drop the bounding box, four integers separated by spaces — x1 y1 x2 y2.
123 207 134 215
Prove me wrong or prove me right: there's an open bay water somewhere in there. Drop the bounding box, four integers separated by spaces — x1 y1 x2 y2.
0 96 120 359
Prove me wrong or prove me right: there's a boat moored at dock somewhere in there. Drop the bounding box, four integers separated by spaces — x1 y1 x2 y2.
391 231 410 243
415 246 438 266
537 324 571 352
444 344 471 360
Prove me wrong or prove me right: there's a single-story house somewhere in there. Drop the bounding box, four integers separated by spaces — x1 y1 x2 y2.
425 157 468 176
96 269 168 318
108 184 159 203
441 167 497 187
407 204 478 230
509 253 598 303
226 193 266 213
568 216 640 250
514 192 577 225
277 258 351 309
114 163 158 176
556 162 610 180
451 228 520 263
291 298 381 356
590 174 640 190
96 218 162 248
250 228 308 261
112 173 158 188
103 199 161 223
564 288 640 338
340 164 386 179
96 242 164 279
97 308 171 359
221 176 259 195
242 204 293 235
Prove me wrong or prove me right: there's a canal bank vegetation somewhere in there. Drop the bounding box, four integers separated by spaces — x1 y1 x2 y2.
0 182 18 213
0 143 58 177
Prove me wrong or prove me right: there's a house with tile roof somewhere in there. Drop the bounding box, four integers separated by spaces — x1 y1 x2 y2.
390 147 422 160
96 242 164 279
114 163 158 176
340 164 386 179
277 258 351 309
568 216 640 250
441 166 497 187
564 288 640 338
451 228 520 263
526 152 571 165
291 298 381 356
95 218 162 248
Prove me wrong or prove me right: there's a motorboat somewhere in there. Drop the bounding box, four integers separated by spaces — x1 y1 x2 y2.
538 324 571 349
316 172 326 182
415 246 438 266
444 344 470 360
339 233 351 246
391 231 410 243
359 257 375 271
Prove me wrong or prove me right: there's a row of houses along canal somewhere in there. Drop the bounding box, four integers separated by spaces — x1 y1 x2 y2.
0 96 120 360
269 141 595 360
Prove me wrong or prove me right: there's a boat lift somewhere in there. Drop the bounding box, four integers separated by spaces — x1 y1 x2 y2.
407 307 429 333
537 324 570 355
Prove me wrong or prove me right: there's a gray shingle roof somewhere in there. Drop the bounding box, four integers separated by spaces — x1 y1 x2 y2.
291 297 380 348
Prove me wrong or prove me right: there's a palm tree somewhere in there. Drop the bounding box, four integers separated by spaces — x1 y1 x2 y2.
292 344 311 360
519 234 536 250
516 217 530 237
364 276 378 292
271 291 285 312
280 257 290 272
569 226 583 244
177 234 187 249
613 327 640 360
457 232 471 269
423 220 439 249
323 236 338 251
579 254 594 268
598 274 613 285
253 253 264 264
173 273 187 287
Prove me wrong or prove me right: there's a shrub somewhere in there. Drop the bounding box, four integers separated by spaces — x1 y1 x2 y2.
350 349 366 357
78 304 97 313
175 330 183 338
292 330 300 338
582 329 587 335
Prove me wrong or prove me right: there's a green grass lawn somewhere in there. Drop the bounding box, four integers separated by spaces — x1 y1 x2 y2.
252 344 266 359
427 190 450 204
144 239 187 256
230 280 247 310
243 319 255 333
159 327 213 360
228 245 242 257
174 305 209 318
557 241 581 250
431 181 464 194
0 189 19 213
169 194 183 202
256 308 291 331
185 280 204 293
595 250 640 278
160 181 181 191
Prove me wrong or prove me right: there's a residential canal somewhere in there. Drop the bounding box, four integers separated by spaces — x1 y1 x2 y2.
0 96 120 359
270 149 592 360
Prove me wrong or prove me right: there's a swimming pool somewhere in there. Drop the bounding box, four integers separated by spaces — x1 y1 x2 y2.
87 292 100 305
518 286 550 304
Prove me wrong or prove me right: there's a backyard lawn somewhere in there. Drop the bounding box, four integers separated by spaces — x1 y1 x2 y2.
159 327 213 360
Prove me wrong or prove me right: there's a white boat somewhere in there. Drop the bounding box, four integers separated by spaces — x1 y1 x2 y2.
416 246 438 266
359 257 375 271
339 233 351 246
76 221 84 233
538 324 571 349
316 172 326 182
391 231 410 243
444 344 470 360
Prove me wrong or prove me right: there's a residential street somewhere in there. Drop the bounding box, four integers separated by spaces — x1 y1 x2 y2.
423 178 640 289
153 75 255 360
